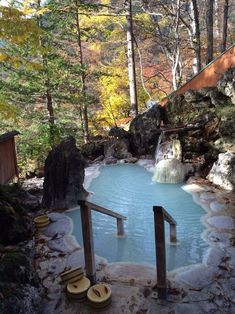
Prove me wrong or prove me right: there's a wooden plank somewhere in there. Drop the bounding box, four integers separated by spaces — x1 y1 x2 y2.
78 200 96 285
85 201 127 220
0 138 17 184
153 206 167 300
170 224 177 243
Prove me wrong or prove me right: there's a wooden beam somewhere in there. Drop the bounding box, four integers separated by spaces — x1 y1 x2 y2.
85 201 126 220
78 200 96 285
162 208 177 225
153 206 167 299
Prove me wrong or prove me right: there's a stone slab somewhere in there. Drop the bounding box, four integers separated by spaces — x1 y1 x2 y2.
175 264 218 290
65 249 107 270
42 216 72 238
47 235 80 253
203 248 225 267
206 216 234 230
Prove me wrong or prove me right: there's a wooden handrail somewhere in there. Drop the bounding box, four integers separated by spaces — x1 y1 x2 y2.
153 206 177 300
85 201 127 221
78 199 126 284
161 207 177 225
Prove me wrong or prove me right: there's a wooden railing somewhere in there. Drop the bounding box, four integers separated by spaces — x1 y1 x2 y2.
85 201 126 236
78 200 126 284
153 206 177 300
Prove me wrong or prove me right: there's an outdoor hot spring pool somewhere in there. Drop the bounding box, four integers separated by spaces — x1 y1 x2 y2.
66 164 208 270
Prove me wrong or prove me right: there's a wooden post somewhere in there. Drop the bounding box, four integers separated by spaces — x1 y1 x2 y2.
78 200 96 285
170 224 177 243
117 218 124 236
153 206 167 300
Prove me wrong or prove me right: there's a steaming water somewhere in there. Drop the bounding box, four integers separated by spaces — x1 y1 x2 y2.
67 164 208 270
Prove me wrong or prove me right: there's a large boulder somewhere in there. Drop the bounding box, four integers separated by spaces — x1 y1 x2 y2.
42 137 88 209
109 126 130 139
129 105 167 155
80 140 105 161
207 152 235 190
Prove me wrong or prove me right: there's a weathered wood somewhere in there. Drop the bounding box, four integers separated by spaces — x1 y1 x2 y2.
117 218 125 236
170 224 177 243
85 201 126 221
153 206 167 299
78 200 96 284
0 138 18 185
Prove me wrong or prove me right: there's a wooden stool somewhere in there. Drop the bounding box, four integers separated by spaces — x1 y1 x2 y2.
60 266 84 285
67 277 91 302
34 215 50 228
87 283 112 309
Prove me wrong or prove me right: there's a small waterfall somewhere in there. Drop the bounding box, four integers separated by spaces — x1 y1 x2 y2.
152 159 185 183
153 135 185 183
155 132 164 164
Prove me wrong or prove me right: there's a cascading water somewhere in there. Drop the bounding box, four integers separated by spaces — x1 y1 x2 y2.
153 158 186 183
153 134 186 183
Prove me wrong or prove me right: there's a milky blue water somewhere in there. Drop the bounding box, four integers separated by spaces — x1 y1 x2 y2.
67 164 208 270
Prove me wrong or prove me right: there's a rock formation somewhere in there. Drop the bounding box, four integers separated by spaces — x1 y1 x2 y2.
0 185 42 314
207 152 235 190
42 137 88 209
129 105 168 156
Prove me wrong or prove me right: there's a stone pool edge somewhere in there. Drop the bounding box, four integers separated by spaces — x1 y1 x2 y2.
34 163 235 312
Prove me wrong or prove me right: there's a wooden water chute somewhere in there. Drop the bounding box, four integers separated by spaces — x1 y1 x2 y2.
78 200 126 284
153 206 177 300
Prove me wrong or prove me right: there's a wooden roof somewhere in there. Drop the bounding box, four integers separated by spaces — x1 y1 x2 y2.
0 130 19 143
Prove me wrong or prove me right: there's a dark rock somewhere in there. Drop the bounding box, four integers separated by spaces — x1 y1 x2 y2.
123 157 138 163
42 137 88 209
104 156 118 164
93 155 105 163
81 140 105 160
0 284 42 314
109 126 130 139
0 200 31 246
129 105 167 155
104 139 132 159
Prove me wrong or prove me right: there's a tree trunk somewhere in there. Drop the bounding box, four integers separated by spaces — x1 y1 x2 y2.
191 0 201 72
214 0 220 50
75 0 89 143
206 0 214 64
221 0 229 52
37 0 55 146
124 0 138 117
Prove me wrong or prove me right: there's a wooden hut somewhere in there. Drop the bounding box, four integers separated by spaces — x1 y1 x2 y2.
0 131 19 185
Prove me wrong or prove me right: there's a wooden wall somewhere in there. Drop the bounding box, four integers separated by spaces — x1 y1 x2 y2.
0 138 18 185
161 44 235 105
